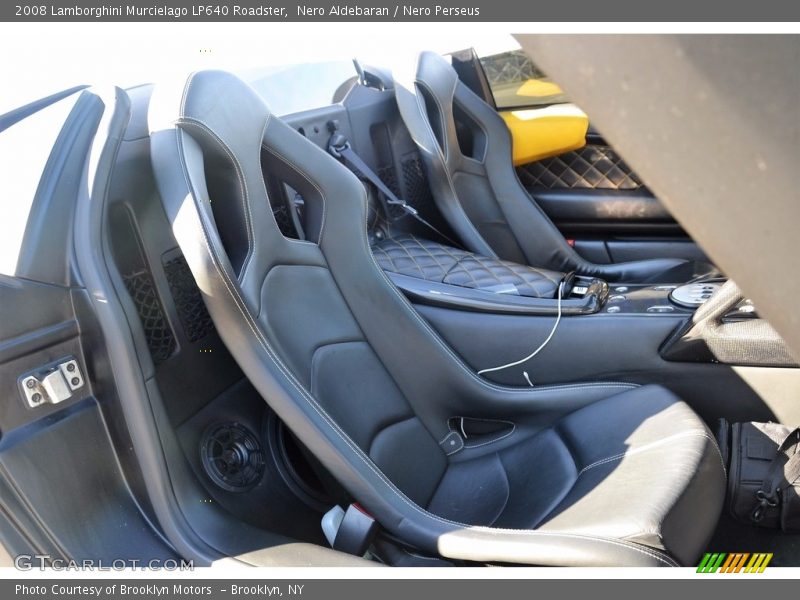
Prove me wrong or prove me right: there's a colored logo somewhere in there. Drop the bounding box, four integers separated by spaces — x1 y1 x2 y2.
697 552 773 573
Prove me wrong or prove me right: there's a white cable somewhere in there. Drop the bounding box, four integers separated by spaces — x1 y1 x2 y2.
477 281 564 377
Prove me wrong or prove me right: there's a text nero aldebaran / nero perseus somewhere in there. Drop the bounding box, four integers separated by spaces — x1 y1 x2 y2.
296 4 480 16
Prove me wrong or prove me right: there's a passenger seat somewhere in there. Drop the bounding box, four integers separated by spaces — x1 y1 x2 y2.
393 51 717 284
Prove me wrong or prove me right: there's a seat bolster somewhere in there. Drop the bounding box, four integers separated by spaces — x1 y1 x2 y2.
533 386 726 565
657 432 728 565
418 385 724 566
435 527 680 567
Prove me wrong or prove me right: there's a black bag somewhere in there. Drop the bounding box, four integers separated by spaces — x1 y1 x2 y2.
720 420 800 532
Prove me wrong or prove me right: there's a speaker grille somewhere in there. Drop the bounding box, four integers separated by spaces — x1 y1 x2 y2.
200 423 265 492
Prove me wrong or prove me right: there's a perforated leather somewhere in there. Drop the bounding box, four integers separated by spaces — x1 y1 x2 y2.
372 235 561 298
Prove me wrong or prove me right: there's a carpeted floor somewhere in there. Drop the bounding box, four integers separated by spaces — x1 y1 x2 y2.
707 514 800 567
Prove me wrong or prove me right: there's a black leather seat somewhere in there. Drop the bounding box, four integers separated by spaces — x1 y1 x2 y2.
394 51 716 284
372 234 562 298
149 70 725 566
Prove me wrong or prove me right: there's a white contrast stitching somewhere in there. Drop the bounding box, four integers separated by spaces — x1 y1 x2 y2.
170 94 675 566
260 132 328 244
578 431 722 477
412 78 493 257
258 106 640 395
178 117 256 282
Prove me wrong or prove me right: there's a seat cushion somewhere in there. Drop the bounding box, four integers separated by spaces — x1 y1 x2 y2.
426 385 726 566
372 235 563 298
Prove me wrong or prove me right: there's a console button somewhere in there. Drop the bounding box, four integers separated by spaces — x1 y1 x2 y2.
669 282 723 308
647 305 676 313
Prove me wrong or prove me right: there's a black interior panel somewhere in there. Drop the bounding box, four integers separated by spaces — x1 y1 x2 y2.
175 379 329 545
285 83 454 242
0 399 177 561
515 131 710 264
99 85 343 556
4 51 796 568
415 301 800 426
533 189 676 231
0 278 175 562
570 238 710 265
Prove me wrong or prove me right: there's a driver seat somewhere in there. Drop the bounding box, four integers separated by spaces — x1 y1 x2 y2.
148 70 725 566
394 51 716 284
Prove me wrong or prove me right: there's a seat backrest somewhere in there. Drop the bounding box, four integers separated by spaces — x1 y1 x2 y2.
148 70 464 510
395 51 579 272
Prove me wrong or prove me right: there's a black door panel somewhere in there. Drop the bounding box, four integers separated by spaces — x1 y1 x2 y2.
0 278 83 433
533 189 677 233
518 141 709 264
0 90 175 563
0 278 175 562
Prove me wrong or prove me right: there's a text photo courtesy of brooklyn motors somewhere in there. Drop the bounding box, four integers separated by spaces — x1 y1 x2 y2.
15 585 225 597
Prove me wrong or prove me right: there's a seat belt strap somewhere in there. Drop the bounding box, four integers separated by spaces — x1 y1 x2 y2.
328 134 463 249
778 429 800 486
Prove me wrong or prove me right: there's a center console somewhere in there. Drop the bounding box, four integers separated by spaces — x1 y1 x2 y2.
597 281 723 316
395 270 795 388
386 272 609 316
388 271 727 318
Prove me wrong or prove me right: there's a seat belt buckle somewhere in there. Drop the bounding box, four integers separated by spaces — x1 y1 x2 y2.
399 202 418 217
321 503 379 556
328 134 350 158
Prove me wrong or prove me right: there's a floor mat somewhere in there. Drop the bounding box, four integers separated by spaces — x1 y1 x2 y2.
707 514 800 567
